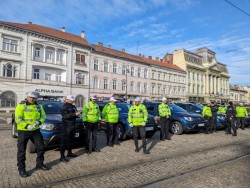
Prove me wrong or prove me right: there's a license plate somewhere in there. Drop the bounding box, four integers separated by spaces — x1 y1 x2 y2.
75 132 79 137
145 127 154 131
198 123 204 127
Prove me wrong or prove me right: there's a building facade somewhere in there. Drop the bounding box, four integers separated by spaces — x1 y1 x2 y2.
230 85 247 104
0 21 91 111
243 86 250 104
173 47 230 103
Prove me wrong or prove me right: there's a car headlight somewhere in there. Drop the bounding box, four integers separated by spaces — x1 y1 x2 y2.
40 123 56 130
217 116 225 120
184 116 194 121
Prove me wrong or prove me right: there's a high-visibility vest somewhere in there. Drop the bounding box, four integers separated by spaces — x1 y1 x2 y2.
102 103 119 123
82 101 101 123
128 104 148 126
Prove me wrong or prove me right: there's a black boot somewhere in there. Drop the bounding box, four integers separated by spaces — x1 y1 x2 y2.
143 146 150 154
19 169 29 177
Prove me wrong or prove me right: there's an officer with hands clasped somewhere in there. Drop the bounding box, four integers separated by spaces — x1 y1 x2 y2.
60 95 81 163
15 91 49 178
102 97 120 147
128 97 149 154
158 97 171 141
225 101 237 136
82 96 101 154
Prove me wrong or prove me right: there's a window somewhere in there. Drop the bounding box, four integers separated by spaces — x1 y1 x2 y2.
76 54 85 65
93 77 98 89
34 48 41 57
104 79 108 89
113 80 117 90
130 81 134 92
75 95 85 108
122 80 126 91
144 69 148 78
104 62 109 72
33 69 40 79
3 64 16 78
130 67 134 76
151 86 155 94
0 91 16 107
3 38 17 52
45 73 51 81
76 73 85 85
45 51 53 63
144 83 147 93
158 86 161 94
158 73 160 80
137 83 141 93
56 74 61 82
122 65 126 75
94 59 99 71
113 63 117 73
138 68 141 77
152 72 155 79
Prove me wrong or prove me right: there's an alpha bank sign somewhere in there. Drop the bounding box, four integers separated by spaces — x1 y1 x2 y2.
35 89 64 94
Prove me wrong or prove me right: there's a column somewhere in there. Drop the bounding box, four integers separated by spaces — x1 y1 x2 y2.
54 48 57 64
210 75 213 94
206 74 209 94
43 46 46 62
31 43 34 60
214 76 217 94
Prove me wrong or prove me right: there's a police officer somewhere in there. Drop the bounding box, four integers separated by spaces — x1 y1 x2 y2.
236 102 248 130
218 103 227 114
158 97 171 141
202 102 212 134
82 96 101 154
60 95 81 162
128 97 149 154
15 91 49 178
225 101 237 136
102 97 119 147
210 102 218 133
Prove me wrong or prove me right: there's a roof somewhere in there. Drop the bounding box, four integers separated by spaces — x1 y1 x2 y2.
92 44 147 64
0 20 90 47
142 57 185 72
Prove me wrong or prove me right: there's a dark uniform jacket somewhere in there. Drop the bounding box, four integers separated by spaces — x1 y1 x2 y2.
226 105 236 121
60 103 78 126
211 106 218 117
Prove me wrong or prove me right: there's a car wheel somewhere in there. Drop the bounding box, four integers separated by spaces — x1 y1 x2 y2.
171 121 183 135
27 140 36 153
117 124 125 141
11 122 18 138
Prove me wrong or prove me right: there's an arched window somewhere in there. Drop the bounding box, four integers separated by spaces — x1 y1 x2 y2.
104 61 109 72
113 63 117 73
122 65 126 75
130 67 134 76
138 68 141 77
75 94 85 108
3 63 17 78
121 80 126 91
93 77 98 89
94 59 99 71
144 83 147 93
104 78 108 89
113 79 117 90
137 83 141 93
0 91 16 107
144 69 148 78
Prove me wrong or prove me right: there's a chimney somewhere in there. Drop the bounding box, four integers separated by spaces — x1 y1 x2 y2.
108 45 111 49
142 55 145 57
61 27 65 32
160 59 163 62
28 21 32 24
81 31 85 38
98 42 103 47
148 56 152 60
121 48 125 52
156 57 159 61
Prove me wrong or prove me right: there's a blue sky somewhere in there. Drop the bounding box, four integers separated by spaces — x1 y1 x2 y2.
1 0 250 85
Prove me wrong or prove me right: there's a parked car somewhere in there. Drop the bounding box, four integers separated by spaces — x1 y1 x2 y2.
97 102 158 140
143 102 205 135
11 100 86 153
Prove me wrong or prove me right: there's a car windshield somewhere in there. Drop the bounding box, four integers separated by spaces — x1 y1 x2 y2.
41 102 63 114
196 104 204 109
169 104 187 113
116 103 131 113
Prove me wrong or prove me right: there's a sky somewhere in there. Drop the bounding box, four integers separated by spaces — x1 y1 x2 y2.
0 0 250 85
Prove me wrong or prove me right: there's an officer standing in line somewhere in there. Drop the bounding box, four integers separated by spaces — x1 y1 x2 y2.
218 103 227 114
236 102 248 130
210 102 218 133
82 96 101 154
102 97 120 147
202 102 212 134
128 97 149 154
158 97 171 141
225 101 237 136
15 91 49 178
60 95 81 162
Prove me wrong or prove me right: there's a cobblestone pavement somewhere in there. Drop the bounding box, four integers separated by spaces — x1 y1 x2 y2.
1 126 250 187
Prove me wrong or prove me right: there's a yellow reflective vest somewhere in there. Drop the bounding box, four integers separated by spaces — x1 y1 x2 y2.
102 103 119 123
236 106 248 118
82 101 101 123
202 106 212 117
15 103 46 131
128 104 148 126
218 106 227 114
158 102 171 117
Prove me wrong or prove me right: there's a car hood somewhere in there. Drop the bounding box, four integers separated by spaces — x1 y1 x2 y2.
174 111 202 118
44 114 82 123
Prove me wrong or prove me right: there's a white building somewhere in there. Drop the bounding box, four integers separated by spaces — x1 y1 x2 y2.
230 85 247 104
0 21 91 112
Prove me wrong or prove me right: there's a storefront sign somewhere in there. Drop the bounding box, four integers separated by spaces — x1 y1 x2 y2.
35 89 64 94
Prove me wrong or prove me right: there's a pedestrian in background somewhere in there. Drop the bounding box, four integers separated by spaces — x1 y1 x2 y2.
202 102 212 134
82 96 101 154
15 91 49 178
225 101 237 136
128 97 149 154
210 102 218 133
236 102 248 130
60 95 81 162
158 97 171 141
102 97 120 147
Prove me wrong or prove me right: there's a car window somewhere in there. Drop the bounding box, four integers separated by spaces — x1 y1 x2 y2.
116 103 131 113
41 102 63 114
169 104 187 113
